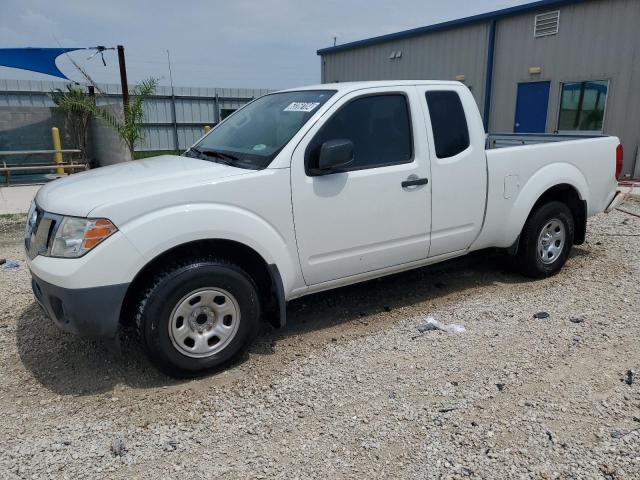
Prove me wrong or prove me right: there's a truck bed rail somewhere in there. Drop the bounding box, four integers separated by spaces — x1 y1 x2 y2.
486 133 605 150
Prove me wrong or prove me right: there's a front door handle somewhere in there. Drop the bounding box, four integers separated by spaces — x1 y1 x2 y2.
401 177 428 188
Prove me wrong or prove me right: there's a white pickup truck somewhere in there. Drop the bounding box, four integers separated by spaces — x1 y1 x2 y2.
25 81 624 376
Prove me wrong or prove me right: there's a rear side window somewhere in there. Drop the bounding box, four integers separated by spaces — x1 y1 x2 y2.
425 91 470 158
306 94 413 172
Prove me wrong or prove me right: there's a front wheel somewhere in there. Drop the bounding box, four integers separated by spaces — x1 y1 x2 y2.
516 201 575 278
135 257 261 377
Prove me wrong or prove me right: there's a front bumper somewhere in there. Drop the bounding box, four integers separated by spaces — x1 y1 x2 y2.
31 272 129 337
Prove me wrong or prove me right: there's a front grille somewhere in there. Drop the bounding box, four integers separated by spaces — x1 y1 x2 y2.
24 206 60 259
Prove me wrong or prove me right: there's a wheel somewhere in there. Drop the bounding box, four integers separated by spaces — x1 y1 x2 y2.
516 201 575 278
135 257 261 377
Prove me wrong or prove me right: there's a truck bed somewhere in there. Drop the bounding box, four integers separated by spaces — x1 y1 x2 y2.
470 134 620 252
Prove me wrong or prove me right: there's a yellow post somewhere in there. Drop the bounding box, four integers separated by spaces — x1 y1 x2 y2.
204 125 211 134
51 127 64 175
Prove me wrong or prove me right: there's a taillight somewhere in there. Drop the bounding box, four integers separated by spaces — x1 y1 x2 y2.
615 144 623 180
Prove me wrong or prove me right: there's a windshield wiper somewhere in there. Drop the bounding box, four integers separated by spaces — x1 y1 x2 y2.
184 146 206 160
184 147 239 165
200 149 240 165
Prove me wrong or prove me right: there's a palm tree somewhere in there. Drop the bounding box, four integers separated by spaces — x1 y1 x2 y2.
56 78 158 158
50 85 94 158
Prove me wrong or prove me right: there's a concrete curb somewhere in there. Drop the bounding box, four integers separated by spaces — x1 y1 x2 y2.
0 185 41 215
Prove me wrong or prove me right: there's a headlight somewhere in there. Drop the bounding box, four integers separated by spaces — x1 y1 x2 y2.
50 217 118 258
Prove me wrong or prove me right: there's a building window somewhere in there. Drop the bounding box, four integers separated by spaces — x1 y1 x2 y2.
425 91 470 158
220 108 236 120
557 80 608 132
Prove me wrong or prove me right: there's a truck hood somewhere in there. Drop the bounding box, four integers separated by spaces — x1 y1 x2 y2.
36 155 251 218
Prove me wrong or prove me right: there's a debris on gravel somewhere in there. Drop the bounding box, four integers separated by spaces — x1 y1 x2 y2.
533 311 550 319
416 316 466 333
110 437 126 457
624 369 636 386
1 199 639 478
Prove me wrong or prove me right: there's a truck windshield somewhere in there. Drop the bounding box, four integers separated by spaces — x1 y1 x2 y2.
186 90 336 169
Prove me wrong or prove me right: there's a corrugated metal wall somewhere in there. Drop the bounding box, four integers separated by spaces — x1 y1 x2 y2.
0 79 272 151
321 23 489 115
319 0 640 176
489 0 640 176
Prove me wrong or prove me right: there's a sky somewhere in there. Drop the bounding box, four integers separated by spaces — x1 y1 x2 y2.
1 0 533 90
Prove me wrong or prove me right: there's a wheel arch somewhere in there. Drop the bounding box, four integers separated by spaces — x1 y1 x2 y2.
508 183 587 255
502 163 589 250
120 239 286 330
527 184 586 245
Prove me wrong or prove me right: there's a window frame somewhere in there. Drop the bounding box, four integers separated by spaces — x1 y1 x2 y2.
556 79 610 134
304 91 415 177
425 89 471 160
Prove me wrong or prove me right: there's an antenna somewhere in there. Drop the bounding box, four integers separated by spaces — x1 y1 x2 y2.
166 49 175 94
166 49 179 151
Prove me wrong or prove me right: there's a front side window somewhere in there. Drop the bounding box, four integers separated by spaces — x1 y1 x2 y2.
188 90 335 169
306 94 413 173
425 90 470 159
557 80 608 132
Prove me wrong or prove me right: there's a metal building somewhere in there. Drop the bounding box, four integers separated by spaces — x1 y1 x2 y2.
317 0 640 177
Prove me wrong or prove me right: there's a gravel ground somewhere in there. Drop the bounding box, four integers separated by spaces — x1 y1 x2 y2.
1 199 639 479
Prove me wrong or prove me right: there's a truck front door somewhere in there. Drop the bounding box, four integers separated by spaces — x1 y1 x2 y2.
291 87 432 286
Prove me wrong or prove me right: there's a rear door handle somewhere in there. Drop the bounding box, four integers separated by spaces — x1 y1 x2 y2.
401 177 428 188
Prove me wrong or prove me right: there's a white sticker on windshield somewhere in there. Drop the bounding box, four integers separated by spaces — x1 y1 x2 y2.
283 102 320 113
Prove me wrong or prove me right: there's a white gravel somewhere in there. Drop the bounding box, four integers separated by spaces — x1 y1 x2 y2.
1 199 639 479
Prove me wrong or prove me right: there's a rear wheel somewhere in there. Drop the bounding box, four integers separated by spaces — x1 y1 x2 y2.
517 201 575 278
135 257 260 377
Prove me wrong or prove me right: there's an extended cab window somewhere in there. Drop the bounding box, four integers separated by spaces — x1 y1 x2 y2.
306 94 413 173
426 91 470 158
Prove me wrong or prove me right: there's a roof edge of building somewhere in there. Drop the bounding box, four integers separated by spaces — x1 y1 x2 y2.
316 0 584 55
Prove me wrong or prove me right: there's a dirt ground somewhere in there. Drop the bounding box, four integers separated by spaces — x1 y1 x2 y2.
1 199 639 479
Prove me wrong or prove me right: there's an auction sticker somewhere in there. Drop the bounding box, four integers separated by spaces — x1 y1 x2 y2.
283 102 320 112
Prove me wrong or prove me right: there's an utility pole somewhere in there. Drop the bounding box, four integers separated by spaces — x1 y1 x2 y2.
117 45 129 112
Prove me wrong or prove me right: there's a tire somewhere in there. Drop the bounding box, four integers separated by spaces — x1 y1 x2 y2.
517 201 575 278
135 257 260 377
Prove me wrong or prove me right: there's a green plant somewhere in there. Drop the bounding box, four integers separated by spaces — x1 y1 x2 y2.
50 85 94 157
133 149 182 159
58 78 158 158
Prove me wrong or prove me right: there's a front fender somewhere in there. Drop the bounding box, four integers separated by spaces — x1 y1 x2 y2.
118 203 300 296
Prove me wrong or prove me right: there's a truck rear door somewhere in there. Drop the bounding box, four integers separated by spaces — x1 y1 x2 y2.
416 85 487 257
291 86 432 285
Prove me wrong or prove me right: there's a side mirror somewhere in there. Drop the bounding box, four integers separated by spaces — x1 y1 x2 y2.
317 139 354 172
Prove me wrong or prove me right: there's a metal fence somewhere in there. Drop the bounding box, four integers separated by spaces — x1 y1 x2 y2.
0 79 272 151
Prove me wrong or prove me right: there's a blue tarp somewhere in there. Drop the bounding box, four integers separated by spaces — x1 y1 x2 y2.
0 47 84 80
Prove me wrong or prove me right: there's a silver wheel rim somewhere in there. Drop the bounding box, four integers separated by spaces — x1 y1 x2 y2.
537 218 566 264
168 288 241 358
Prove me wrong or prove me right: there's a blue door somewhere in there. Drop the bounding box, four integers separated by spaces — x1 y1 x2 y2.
514 81 550 133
